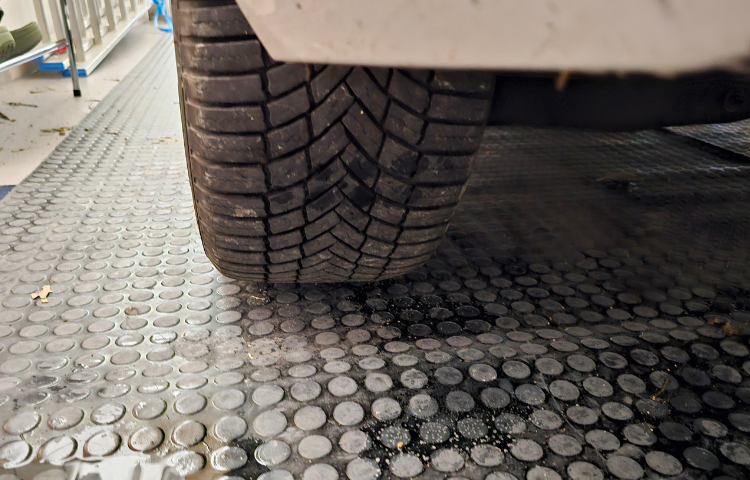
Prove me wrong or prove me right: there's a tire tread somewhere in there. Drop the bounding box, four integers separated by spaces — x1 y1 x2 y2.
174 0 493 281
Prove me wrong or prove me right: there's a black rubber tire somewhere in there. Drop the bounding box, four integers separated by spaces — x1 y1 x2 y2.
173 0 494 283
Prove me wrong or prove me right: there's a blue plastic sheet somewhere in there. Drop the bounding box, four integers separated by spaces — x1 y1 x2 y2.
152 0 173 33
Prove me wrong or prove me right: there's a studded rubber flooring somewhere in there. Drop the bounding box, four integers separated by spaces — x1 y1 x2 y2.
669 122 750 157
2 37 750 480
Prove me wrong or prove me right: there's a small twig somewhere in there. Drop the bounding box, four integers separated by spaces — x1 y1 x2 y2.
652 377 669 399
5 102 37 108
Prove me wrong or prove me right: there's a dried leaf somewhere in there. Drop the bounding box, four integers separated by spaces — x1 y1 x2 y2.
41 127 72 135
31 285 52 303
723 322 740 336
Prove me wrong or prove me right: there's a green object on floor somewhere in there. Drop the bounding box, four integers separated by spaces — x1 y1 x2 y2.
0 26 15 63
9 22 43 58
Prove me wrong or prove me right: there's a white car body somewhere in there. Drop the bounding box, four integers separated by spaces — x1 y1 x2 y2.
236 0 750 75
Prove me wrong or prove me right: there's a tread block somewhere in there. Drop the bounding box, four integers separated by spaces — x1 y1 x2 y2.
309 123 350 169
368 68 390 88
354 274 379 281
203 242 266 265
267 87 310 127
420 123 484 153
311 84 355 137
358 254 388 267
301 250 334 268
268 260 300 273
182 72 265 105
341 144 378 188
269 273 298 282
267 184 305 214
303 232 337 256
210 231 265 251
374 174 411 204
177 3 252 38
427 94 490 123
187 127 265 164
430 71 494 94
331 221 365 249
392 241 441 259
338 174 374 210
329 242 361 263
413 155 474 184
269 209 305 234
310 66 352 103
306 187 344 222
179 39 264 74
389 71 430 112
322 264 353 277
267 118 310 159
196 205 265 236
220 266 266 276
299 268 329 279
342 105 383 159
308 159 346 199
335 199 369 231
194 185 265 218
379 137 419 178
370 197 405 224
269 151 308 188
268 246 302 263
354 265 382 275
403 207 453 227
361 237 394 257
267 64 308 97
192 156 266 194
268 247 302 264
398 225 448 243
366 219 399 242
386 254 431 270
409 185 465 207
305 211 341 239
328 254 357 270
269 230 303 250
347 68 389 121
405 69 431 83
384 103 424 145
186 102 265 133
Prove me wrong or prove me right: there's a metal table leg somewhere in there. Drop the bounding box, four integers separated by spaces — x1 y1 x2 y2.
60 0 81 97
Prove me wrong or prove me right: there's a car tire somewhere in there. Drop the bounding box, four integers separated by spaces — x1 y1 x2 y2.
173 0 494 282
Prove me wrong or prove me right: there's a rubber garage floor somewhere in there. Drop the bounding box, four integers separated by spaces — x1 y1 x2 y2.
1 36 750 480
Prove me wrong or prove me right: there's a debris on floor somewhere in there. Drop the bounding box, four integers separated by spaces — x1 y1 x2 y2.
30 285 52 303
4 102 37 108
40 126 72 136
